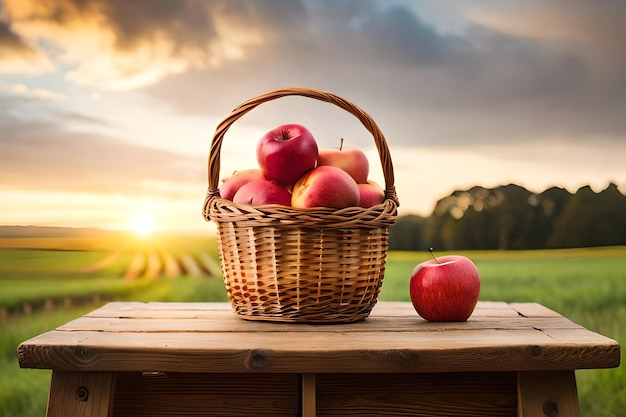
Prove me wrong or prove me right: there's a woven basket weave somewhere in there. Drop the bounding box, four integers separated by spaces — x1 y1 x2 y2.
203 87 399 323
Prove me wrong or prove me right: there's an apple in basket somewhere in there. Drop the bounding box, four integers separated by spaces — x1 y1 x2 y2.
220 169 264 201
317 138 370 184
257 124 318 186
291 165 360 209
357 180 385 208
233 179 292 206
409 251 481 322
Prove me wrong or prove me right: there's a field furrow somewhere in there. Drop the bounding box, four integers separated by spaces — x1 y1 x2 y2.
161 251 182 278
123 251 146 280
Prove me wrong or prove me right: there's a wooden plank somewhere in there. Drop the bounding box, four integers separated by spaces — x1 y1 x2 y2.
18 327 618 373
472 302 525 318
301 374 316 417
57 301 580 335
84 301 522 319
46 371 114 417
55 315 582 333
509 303 564 318
524 328 621 370
539 327 622 344
85 302 234 319
517 370 581 417
316 372 517 417
112 372 298 417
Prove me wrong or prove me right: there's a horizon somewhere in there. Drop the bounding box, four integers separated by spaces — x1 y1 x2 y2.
2 180 623 238
2 1 626 234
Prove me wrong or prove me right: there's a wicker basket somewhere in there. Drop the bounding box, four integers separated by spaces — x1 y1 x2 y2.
202 87 399 323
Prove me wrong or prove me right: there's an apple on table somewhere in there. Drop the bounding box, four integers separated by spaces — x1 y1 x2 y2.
409 251 481 322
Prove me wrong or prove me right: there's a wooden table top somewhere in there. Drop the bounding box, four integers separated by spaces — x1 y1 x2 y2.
18 301 620 374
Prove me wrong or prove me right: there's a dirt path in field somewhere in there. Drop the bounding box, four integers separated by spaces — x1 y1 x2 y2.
120 249 217 280
123 251 146 280
78 249 124 273
161 250 182 278
142 249 162 279
197 252 222 276
72 234 219 281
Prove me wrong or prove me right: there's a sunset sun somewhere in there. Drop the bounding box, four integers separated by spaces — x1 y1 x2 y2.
129 212 155 236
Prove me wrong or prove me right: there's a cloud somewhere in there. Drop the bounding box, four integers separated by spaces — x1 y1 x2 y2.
0 97 205 198
1 0 300 89
137 1 626 152
0 14 53 73
3 0 626 151
5 83 67 101
0 15 28 52
466 0 626 77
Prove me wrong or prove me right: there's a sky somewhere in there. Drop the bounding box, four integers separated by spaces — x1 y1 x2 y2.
1 0 625 234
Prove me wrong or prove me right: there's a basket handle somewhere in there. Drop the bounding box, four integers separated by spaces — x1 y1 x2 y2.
207 87 399 206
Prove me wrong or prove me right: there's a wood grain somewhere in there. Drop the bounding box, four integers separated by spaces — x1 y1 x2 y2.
18 302 620 374
112 372 298 417
301 373 316 417
316 372 517 417
46 371 114 417
18 302 621 417
517 371 581 417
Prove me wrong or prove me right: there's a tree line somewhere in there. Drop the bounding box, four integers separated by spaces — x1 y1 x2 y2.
389 183 626 251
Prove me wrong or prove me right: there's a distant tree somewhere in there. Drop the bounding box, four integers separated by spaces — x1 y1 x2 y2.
389 182 625 251
388 214 428 251
547 183 626 248
524 187 571 249
425 184 535 250
491 184 532 249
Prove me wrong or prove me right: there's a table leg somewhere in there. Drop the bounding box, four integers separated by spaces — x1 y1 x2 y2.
517 370 581 417
301 373 316 417
46 371 115 417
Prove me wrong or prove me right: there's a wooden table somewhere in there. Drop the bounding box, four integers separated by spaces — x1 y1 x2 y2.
18 301 620 417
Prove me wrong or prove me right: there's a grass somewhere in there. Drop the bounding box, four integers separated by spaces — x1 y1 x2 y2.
0 233 222 309
0 249 105 272
1 238 624 417
0 306 96 417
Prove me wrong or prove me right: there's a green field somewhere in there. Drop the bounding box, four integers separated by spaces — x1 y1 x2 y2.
1 235 624 417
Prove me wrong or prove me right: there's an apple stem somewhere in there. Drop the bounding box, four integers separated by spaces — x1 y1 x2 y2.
339 137 344 151
429 247 440 264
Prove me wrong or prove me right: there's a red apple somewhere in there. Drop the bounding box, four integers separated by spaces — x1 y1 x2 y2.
317 139 369 184
256 124 318 186
409 255 480 322
232 179 292 206
220 169 264 201
291 165 360 209
357 180 385 208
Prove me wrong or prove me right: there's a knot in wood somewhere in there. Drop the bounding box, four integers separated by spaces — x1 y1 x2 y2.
70 346 97 365
530 345 543 357
75 386 89 402
543 399 558 417
247 349 271 369
74 346 90 357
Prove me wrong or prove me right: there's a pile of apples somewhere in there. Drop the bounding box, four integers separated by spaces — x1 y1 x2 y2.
220 123 385 209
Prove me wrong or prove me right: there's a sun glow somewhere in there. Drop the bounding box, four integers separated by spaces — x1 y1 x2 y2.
129 212 155 236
